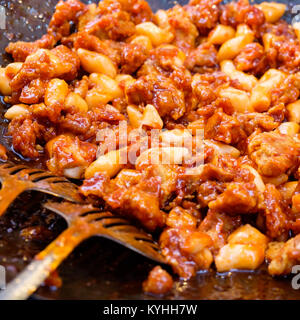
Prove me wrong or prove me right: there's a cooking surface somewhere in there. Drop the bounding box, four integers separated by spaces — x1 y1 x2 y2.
0 0 300 300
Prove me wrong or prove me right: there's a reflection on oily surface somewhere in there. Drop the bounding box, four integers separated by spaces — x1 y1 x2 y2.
0 0 54 66
0 0 300 300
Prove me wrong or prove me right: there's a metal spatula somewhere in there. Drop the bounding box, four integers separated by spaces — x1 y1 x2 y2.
0 162 83 216
0 164 165 300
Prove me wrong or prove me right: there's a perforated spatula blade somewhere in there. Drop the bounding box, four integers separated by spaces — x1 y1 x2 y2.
0 164 166 300
0 162 83 216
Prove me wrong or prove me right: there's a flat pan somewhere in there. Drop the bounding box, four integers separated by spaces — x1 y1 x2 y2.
0 0 300 300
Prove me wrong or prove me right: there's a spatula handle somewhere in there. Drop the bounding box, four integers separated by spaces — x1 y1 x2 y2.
0 252 56 300
0 221 91 300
